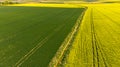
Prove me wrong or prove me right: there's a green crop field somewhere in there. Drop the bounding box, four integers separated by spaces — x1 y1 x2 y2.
0 6 84 67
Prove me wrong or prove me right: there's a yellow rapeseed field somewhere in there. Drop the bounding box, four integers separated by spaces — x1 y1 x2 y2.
64 3 120 67
8 3 83 8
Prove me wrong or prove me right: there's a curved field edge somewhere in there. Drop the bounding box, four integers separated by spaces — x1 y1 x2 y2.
48 8 87 67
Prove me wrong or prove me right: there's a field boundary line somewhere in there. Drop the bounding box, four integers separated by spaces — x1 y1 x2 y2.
48 8 87 67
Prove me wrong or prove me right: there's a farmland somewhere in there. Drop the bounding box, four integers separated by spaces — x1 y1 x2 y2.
0 2 120 67
0 5 84 67
64 4 120 67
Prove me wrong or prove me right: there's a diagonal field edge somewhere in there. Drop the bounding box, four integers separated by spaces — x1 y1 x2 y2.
48 8 87 67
